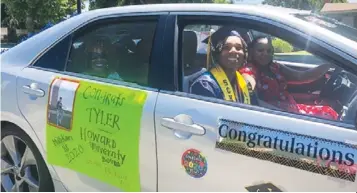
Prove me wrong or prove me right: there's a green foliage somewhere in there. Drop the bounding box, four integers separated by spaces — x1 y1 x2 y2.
89 0 226 9
272 38 293 53
1 3 8 26
213 0 230 4
262 0 347 12
90 0 120 10
2 0 84 32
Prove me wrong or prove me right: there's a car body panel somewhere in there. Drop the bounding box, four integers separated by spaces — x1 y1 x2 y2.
3 11 167 191
1 66 61 182
154 92 357 191
15 67 159 191
53 179 68 192
2 4 357 192
153 7 357 192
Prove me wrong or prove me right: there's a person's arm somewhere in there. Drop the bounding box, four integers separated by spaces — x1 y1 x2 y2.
190 80 218 99
279 63 333 85
240 74 279 110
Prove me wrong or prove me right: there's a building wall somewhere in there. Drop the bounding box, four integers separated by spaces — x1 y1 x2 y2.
1 27 7 40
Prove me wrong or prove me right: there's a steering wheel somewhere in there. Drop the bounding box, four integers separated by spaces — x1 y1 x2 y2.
319 67 343 100
319 67 357 123
340 91 357 124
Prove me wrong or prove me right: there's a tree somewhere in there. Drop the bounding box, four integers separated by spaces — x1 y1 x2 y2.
1 3 9 26
262 0 347 12
89 0 120 10
89 0 228 9
2 0 84 32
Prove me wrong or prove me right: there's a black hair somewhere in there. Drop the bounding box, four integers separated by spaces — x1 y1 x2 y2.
211 34 248 64
247 36 273 63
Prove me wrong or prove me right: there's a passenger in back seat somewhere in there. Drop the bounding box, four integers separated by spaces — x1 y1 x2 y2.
83 36 122 80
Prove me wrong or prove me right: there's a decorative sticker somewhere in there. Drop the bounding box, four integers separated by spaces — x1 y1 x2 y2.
181 149 208 178
216 119 357 182
245 182 283 192
46 77 148 191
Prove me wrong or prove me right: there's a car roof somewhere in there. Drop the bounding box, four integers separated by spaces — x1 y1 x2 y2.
2 3 356 67
254 4 312 14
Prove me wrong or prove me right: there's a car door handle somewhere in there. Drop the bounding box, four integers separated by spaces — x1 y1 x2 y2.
161 115 206 136
22 84 45 97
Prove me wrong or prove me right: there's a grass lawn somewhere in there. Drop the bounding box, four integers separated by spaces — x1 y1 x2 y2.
275 50 312 56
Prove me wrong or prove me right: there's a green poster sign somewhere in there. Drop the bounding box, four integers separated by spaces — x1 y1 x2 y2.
46 77 147 191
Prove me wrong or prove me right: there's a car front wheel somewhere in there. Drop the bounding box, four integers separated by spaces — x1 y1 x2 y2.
1 124 54 192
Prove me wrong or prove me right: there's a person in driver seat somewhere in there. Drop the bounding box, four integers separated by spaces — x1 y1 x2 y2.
83 36 122 80
239 36 338 120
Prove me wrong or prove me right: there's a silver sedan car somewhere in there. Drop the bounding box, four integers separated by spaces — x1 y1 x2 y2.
1 3 357 192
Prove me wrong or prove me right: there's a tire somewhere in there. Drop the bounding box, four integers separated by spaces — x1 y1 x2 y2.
1 124 54 192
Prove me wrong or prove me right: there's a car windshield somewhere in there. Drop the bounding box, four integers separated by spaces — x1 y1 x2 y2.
293 13 357 43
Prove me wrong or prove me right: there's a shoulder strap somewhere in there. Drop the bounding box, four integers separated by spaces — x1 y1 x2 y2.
210 66 237 102
236 71 251 104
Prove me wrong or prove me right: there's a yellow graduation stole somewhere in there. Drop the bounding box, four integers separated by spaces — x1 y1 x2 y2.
210 66 250 104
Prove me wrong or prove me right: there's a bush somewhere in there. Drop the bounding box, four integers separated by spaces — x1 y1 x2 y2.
272 38 293 53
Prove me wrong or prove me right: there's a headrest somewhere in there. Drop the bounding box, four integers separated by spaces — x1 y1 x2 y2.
116 35 137 53
136 39 150 56
136 38 152 62
182 30 198 66
86 35 111 50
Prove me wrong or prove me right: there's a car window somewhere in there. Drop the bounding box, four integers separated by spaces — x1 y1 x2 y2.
250 31 326 66
180 22 357 126
270 36 326 66
293 13 357 43
32 35 72 71
66 20 157 86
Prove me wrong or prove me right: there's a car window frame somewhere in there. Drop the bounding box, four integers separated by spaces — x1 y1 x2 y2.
64 15 160 87
31 33 73 71
163 12 357 130
28 12 170 92
250 32 329 67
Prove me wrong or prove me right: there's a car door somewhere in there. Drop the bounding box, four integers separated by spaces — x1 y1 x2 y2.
154 13 357 191
16 13 169 191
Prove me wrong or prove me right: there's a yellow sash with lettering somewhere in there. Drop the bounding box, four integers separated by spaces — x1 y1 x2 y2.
210 66 250 104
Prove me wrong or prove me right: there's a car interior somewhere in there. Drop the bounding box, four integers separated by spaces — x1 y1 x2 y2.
64 22 357 124
181 25 357 124
66 22 156 86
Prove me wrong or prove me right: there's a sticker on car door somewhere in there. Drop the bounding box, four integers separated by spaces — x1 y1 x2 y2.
181 148 208 178
216 118 357 182
46 77 148 191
